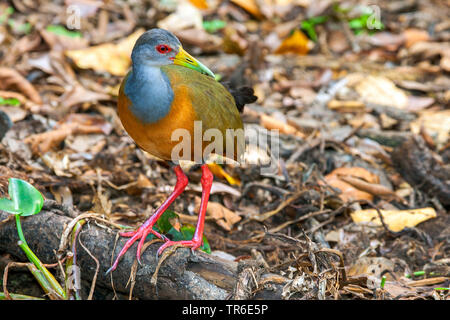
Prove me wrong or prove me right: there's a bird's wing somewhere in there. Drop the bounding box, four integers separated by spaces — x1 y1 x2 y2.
161 65 245 161
161 65 242 131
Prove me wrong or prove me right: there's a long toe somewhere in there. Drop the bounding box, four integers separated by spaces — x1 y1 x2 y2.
156 240 202 256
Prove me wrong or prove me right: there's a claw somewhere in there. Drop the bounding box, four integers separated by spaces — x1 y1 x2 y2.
156 240 202 256
107 165 189 273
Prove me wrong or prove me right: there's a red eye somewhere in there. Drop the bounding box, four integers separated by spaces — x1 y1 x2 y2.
156 45 171 54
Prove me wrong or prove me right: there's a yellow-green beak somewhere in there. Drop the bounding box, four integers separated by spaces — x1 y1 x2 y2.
173 46 215 78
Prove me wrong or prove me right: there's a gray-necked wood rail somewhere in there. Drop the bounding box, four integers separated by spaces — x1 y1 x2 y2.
107 28 256 273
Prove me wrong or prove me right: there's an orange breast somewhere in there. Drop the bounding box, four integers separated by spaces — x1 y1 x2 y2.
118 83 197 161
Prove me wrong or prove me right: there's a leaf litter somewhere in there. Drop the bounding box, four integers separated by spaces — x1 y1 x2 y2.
0 0 448 300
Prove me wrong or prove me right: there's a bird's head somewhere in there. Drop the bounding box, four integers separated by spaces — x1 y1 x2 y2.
131 28 215 78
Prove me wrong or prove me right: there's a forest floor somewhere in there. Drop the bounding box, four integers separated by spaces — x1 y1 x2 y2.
0 0 448 300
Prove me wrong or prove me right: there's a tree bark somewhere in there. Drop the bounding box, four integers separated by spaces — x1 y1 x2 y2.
0 204 241 300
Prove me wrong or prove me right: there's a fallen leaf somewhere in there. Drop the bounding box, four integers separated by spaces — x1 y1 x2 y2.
403 28 430 48
174 28 222 52
408 41 450 72
327 100 365 112
406 96 435 112
65 29 145 76
328 30 350 53
222 26 248 55
352 75 408 109
275 29 311 55
188 0 208 9
40 29 88 51
158 1 203 32
260 113 306 137
323 167 379 202
0 106 27 122
230 0 264 19
207 163 241 186
59 84 111 110
350 207 437 232
348 257 395 280
24 114 112 154
0 68 42 104
338 175 404 203
410 109 450 148
195 197 241 231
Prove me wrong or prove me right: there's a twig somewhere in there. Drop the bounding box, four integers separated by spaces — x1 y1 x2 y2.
58 213 122 258
78 231 100 300
2 262 29 300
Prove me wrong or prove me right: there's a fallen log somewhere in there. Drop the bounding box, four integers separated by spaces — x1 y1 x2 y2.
0 203 243 300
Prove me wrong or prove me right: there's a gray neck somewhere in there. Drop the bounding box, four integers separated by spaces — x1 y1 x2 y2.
124 64 174 124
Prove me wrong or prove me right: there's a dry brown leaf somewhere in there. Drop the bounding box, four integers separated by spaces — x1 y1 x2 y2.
59 84 111 109
410 109 450 148
260 114 306 137
24 114 112 154
3 33 41 65
174 28 222 52
403 28 430 48
65 29 145 76
350 207 437 232
328 30 350 53
327 100 365 112
158 1 203 32
408 41 450 72
352 75 408 109
338 175 404 203
0 68 42 104
0 106 27 123
348 257 395 280
323 167 379 202
222 26 248 55
40 29 88 51
406 96 435 112
195 197 241 231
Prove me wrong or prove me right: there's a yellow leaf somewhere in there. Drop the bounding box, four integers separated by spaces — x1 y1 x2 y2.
188 0 208 9
275 29 310 55
65 29 145 76
350 207 436 232
207 163 241 186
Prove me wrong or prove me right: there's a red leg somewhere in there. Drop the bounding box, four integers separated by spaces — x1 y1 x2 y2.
106 165 188 274
157 164 213 255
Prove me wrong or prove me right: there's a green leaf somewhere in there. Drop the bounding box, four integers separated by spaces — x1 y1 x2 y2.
0 6 14 24
202 20 226 33
349 18 364 29
0 178 44 216
305 15 328 26
157 210 179 234
0 97 20 106
300 16 328 42
46 25 82 38
168 225 211 254
8 20 31 34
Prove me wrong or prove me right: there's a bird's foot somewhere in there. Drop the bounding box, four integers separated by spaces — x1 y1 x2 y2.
157 238 202 256
106 221 167 274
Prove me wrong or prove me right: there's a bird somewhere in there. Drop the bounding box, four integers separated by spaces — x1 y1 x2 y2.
107 28 257 273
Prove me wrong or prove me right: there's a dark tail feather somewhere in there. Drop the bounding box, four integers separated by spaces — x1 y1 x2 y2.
222 82 257 113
